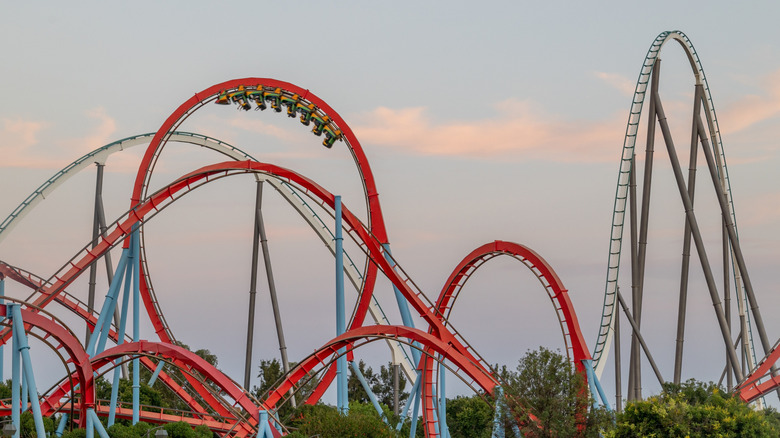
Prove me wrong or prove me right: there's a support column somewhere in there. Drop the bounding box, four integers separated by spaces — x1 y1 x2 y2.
615 290 665 385
335 196 348 414
631 57 662 401
627 152 638 402
674 84 702 384
394 363 400 417
655 94 743 381
244 181 262 390
613 289 622 413
694 103 777 386
86 163 105 344
11 306 20 438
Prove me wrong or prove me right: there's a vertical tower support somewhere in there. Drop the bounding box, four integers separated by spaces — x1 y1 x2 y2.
335 195 348 414
8 304 46 438
629 57 662 401
673 83 702 384
87 163 106 344
654 91 744 380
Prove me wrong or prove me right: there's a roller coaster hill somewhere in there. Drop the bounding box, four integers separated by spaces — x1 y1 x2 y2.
1 29 780 437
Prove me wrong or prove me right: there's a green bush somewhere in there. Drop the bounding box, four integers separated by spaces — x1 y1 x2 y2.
609 380 780 438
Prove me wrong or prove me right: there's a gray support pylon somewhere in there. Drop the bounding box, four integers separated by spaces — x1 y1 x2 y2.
394 363 400 417
673 84 702 385
627 153 639 401
244 181 262 390
718 329 743 386
654 92 743 381
86 163 105 344
614 292 622 413
615 288 665 386
255 181 296 408
724 218 732 390
631 57 662 401
693 102 778 389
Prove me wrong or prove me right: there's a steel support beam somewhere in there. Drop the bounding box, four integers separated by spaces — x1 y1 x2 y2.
613 291 622 412
244 181 262 390
86 163 105 345
673 83 702 384
335 195 348 414
655 92 744 381
693 97 778 389
615 289 665 386
630 57 661 401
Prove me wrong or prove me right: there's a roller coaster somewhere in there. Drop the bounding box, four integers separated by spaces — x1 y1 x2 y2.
1 30 780 437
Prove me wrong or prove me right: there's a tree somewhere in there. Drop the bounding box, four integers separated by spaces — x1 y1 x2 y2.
348 360 378 404
503 347 612 437
347 360 408 410
253 358 320 420
610 379 780 437
284 403 396 437
445 394 494 438
376 362 408 408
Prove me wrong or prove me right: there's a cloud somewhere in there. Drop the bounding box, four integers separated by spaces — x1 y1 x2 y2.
0 118 48 167
718 68 780 135
350 99 625 163
61 107 117 152
228 117 299 142
0 109 119 169
593 71 636 96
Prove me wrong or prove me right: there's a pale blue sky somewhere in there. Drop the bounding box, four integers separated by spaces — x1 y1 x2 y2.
2 3 780 404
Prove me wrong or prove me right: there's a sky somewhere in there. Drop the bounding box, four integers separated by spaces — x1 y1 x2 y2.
2 2 780 408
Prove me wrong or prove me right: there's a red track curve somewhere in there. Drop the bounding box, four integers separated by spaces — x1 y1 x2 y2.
92 341 279 437
262 325 497 409
419 240 591 436
436 240 590 364
128 78 387 349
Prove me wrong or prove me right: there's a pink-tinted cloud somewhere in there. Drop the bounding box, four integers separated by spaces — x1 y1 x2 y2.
594 71 636 97
718 68 780 135
1 109 118 169
0 118 48 167
350 99 626 163
60 107 117 153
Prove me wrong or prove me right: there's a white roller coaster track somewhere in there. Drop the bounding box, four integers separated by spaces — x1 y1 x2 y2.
592 30 757 379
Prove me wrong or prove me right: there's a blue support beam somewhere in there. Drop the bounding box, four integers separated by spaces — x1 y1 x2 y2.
583 360 612 411
109 254 134 426
438 361 449 438
397 370 421 432
11 309 20 438
335 196 348 415
349 360 388 423
148 360 165 386
87 247 129 356
408 376 422 438
10 304 46 438
382 244 422 365
491 386 505 438
88 408 110 438
56 413 68 437
258 411 276 438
